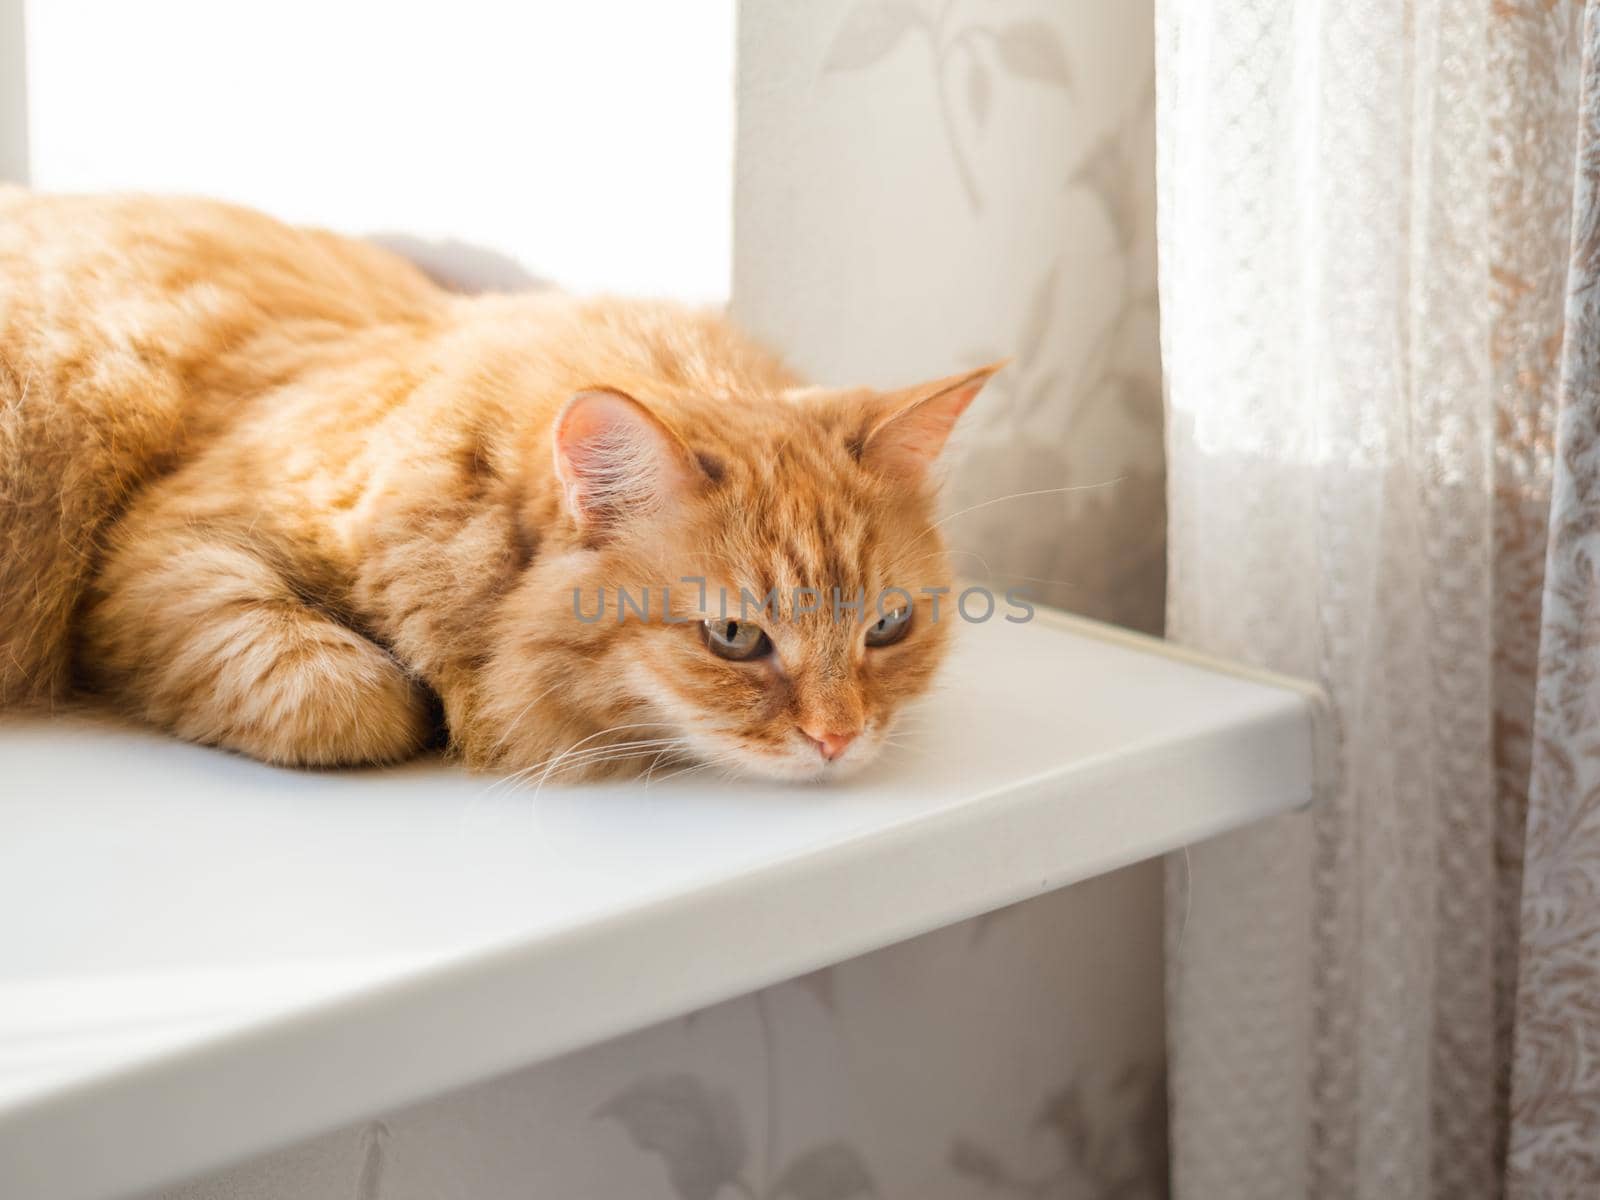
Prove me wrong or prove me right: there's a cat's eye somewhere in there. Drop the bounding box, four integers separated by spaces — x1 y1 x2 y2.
702 618 773 661
865 605 912 648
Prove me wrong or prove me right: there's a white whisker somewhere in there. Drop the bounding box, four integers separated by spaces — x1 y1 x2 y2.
527 731 687 798
648 758 722 787
478 729 682 799
930 479 1125 530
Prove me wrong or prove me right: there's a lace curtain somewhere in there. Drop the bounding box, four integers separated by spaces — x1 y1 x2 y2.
1156 1 1600 1196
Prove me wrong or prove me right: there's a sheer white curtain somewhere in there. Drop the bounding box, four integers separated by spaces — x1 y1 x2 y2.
1157 1 1600 1196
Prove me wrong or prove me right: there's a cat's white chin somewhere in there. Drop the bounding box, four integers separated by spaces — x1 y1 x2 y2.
670 724 883 783
735 758 870 783
729 735 883 784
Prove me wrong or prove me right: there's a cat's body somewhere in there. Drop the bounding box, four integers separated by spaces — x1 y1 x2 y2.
0 190 993 780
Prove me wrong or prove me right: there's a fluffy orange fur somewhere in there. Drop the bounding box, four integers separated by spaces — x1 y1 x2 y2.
0 190 996 781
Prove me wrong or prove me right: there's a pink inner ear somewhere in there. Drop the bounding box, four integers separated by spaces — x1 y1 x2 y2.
553 389 692 527
874 384 980 464
863 364 1001 479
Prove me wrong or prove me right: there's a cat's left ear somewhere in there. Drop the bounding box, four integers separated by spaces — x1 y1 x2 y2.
859 361 1005 481
553 389 698 533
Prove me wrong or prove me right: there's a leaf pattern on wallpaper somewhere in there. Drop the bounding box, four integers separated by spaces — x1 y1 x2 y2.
948 1063 1168 1199
598 1067 879 1200
968 56 993 129
769 1142 877 1200
822 2 1073 212
1066 75 1154 251
355 1121 389 1200
596 1075 748 1200
1018 260 1061 374
967 263 1055 432
959 254 1164 639
949 1137 1029 1190
993 21 1073 88
819 2 922 70
791 966 837 1012
969 260 1159 441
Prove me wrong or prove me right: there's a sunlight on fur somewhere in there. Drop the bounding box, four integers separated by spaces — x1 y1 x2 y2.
0 189 999 783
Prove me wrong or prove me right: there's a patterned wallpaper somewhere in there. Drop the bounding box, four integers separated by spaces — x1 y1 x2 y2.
735 0 1165 635
153 2 1169 1197
155 870 1165 1200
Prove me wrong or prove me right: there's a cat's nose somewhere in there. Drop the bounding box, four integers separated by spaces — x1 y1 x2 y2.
800 725 858 761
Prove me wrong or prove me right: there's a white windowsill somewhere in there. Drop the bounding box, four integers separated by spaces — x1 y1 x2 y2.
0 607 1326 1200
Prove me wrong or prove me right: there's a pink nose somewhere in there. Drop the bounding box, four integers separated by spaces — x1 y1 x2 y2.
801 726 858 761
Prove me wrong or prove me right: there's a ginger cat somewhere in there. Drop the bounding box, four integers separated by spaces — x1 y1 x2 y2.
0 190 996 781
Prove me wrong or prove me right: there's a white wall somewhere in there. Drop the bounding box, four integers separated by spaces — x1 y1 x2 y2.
20 0 735 300
0 0 25 182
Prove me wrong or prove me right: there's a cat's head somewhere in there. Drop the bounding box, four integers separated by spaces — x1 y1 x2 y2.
488 363 1000 782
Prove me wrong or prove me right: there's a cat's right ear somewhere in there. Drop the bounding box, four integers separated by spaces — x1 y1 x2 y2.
552 389 697 534
858 361 1005 482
